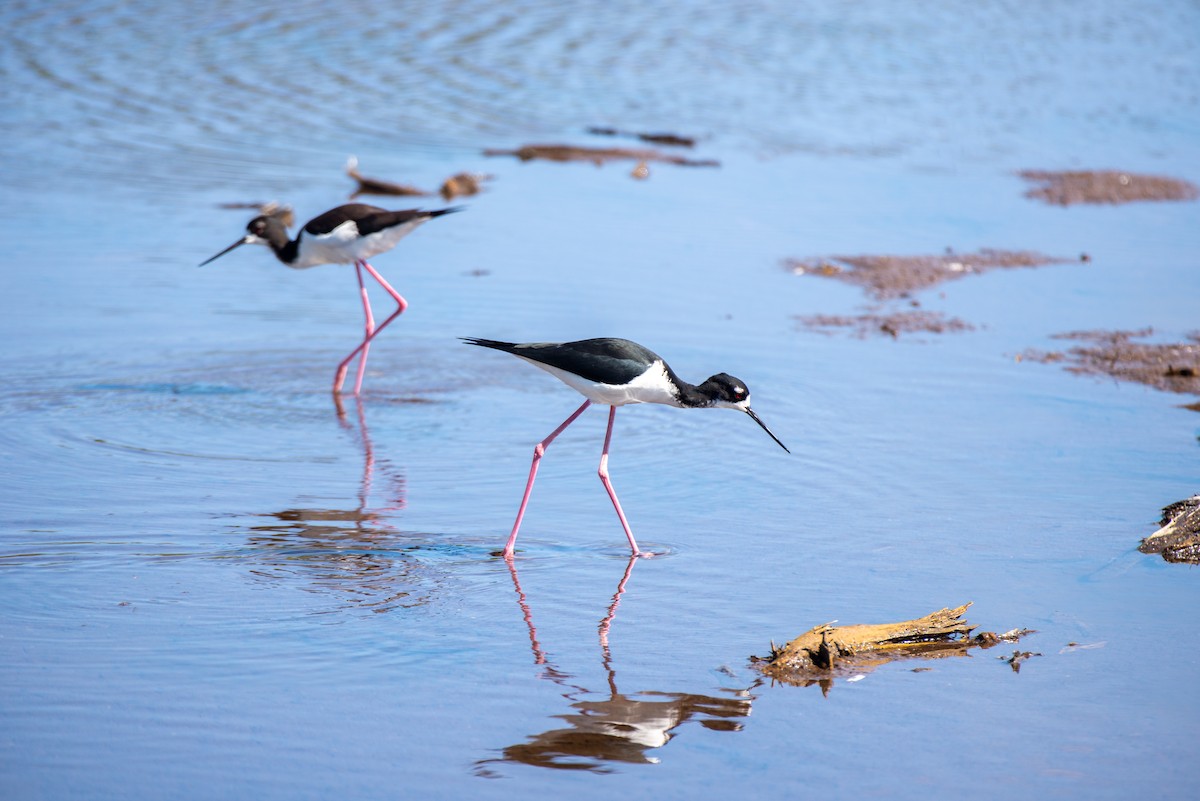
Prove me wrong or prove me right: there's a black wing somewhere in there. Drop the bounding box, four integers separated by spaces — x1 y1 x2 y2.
463 337 663 385
302 204 388 235
304 205 460 237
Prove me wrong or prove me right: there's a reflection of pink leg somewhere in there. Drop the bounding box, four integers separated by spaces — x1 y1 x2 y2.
504 556 547 665
598 554 637 654
504 400 592 557
598 406 640 557
355 394 375 515
333 259 409 395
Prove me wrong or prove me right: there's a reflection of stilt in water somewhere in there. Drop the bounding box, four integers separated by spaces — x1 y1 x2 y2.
336 393 406 515
506 556 547 667
479 558 754 774
597 555 634 656
240 397 420 612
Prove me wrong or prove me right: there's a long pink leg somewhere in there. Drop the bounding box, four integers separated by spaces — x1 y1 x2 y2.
598 406 641 556
504 556 547 665
334 261 372 394
503 399 592 557
353 262 376 395
333 259 409 395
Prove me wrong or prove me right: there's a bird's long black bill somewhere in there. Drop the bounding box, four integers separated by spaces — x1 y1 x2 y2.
199 236 250 266
746 408 790 453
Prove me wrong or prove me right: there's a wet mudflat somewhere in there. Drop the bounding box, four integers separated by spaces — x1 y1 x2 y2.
2 2 1199 800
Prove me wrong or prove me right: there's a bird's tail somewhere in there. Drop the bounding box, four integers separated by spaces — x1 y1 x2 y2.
461 337 516 352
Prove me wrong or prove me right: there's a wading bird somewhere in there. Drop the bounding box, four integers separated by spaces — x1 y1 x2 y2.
201 203 459 395
463 337 788 557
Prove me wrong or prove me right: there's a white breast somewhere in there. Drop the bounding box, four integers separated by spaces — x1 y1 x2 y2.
523 359 683 407
292 219 426 268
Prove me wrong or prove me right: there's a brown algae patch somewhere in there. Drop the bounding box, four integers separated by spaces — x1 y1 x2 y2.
345 156 430 198
345 157 495 200
1020 328 1200 400
797 309 975 339
483 143 719 168
1018 169 1199 206
786 248 1072 300
1139 495 1200 565
753 603 1034 691
217 201 295 228
439 172 493 200
586 126 697 148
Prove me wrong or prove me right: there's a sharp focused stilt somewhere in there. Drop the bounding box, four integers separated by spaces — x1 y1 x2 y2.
465 336 789 556
505 399 593 557
597 405 638 554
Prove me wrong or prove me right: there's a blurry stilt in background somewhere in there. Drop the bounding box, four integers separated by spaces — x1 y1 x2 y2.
201 204 461 395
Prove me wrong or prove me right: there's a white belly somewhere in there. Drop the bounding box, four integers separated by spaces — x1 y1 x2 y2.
523 359 683 407
292 220 425 268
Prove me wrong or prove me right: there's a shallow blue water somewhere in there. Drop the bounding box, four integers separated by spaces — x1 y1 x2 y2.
2 1 1199 799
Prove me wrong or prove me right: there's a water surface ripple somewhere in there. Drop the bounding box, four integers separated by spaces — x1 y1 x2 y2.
4 0 1198 194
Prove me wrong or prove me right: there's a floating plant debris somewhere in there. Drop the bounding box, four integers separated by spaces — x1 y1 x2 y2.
1018 169 1199 206
1139 495 1200 565
752 603 1033 691
1000 649 1042 673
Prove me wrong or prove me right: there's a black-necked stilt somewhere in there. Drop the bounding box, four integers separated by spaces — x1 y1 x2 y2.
201 203 460 395
463 337 788 558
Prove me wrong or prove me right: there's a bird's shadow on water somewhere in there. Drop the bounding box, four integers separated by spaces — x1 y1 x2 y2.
473 556 756 776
